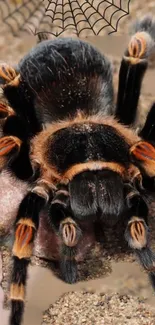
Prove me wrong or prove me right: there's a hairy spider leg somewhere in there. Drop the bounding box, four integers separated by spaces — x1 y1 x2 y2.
116 15 155 126
125 184 155 290
9 180 52 325
0 63 42 180
49 185 82 284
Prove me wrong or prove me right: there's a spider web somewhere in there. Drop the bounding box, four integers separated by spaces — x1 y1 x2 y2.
0 0 131 37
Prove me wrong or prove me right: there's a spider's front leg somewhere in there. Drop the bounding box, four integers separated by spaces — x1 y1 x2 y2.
9 179 53 325
0 135 21 170
0 62 41 134
124 184 155 291
0 106 32 179
0 63 42 179
0 100 23 171
0 63 20 87
49 185 82 284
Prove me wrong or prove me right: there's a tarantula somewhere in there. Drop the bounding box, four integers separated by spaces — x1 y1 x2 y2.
1 14 155 325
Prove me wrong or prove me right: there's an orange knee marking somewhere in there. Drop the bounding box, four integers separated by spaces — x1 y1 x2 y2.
61 218 79 247
17 218 36 228
0 63 17 82
130 141 155 177
0 136 21 156
129 217 147 249
128 32 147 59
0 102 15 118
130 141 155 162
9 74 20 87
10 283 25 301
15 224 33 248
13 222 35 258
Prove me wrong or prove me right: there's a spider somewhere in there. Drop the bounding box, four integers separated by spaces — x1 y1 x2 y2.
1 14 155 325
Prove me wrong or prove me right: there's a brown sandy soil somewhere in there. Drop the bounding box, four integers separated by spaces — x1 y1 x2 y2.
1 1 155 325
42 291 155 325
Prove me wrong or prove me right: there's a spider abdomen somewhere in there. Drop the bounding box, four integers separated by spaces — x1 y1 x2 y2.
17 38 114 122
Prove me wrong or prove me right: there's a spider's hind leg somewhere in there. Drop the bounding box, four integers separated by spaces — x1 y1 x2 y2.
116 15 155 126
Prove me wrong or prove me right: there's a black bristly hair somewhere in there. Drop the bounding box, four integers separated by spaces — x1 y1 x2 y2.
9 191 47 325
68 169 126 225
1 14 155 325
17 37 114 121
49 184 82 284
139 102 155 142
124 183 155 290
116 14 155 126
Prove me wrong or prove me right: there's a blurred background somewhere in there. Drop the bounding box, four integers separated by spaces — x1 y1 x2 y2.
1 1 155 325
0 0 153 63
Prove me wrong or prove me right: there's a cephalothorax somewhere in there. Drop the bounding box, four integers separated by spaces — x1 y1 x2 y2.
1 14 155 325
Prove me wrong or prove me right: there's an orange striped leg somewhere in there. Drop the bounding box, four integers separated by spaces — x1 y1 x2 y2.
9 180 51 325
0 135 22 170
0 102 15 119
130 141 155 178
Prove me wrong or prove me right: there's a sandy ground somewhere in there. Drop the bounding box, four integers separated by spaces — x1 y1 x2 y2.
1 1 155 325
42 292 155 325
